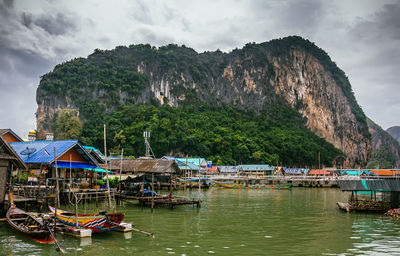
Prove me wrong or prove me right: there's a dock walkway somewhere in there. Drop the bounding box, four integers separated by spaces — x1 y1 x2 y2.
116 194 201 209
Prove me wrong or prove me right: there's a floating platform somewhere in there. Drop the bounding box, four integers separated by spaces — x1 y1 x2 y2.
117 194 201 209
59 226 92 238
116 222 133 232
138 197 201 209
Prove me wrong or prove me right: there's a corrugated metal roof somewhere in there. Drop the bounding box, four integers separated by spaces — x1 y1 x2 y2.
175 157 205 166
83 146 105 157
239 164 274 171
102 158 180 174
162 156 205 170
9 140 97 167
218 166 239 173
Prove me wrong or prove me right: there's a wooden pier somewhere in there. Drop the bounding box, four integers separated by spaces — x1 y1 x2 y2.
116 194 201 209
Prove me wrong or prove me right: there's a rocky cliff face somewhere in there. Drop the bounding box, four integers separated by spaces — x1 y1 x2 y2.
367 119 400 168
387 126 400 144
36 36 371 167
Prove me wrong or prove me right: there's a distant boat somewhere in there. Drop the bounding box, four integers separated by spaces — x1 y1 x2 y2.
215 182 291 189
336 201 389 212
49 206 124 233
6 205 55 243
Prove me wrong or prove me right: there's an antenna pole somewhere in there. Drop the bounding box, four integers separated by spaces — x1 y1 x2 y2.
104 124 112 208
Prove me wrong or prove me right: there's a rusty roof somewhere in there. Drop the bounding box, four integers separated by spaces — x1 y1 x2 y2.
101 158 180 174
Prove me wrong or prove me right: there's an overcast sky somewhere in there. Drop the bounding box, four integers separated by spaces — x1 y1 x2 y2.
0 0 399 137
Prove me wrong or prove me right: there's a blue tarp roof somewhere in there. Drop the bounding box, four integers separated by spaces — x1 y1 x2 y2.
10 140 78 163
51 161 97 169
10 140 97 167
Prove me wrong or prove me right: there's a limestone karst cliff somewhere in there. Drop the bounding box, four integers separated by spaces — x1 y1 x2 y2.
367 119 400 168
36 36 371 167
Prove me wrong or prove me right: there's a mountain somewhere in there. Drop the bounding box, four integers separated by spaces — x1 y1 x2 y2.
367 119 400 168
36 36 371 167
387 126 400 144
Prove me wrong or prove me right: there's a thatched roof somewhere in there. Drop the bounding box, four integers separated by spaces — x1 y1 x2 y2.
101 158 180 174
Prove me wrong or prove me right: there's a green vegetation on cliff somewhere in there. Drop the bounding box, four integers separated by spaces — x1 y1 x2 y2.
79 102 342 166
366 118 400 168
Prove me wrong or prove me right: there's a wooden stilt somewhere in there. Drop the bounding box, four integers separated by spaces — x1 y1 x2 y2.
151 173 154 212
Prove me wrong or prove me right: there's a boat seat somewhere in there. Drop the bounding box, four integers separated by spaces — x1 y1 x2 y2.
11 217 29 221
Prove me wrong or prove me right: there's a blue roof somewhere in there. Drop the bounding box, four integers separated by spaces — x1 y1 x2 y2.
51 161 97 169
162 156 205 170
175 157 205 166
83 146 105 157
9 140 96 166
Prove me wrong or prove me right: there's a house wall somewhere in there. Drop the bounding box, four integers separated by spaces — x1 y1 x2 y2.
58 148 86 162
2 133 20 143
0 159 9 205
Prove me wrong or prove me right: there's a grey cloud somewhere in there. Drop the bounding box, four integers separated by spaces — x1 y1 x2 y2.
278 0 324 34
351 1 400 41
19 10 78 36
3 0 13 8
0 0 13 16
132 0 153 25
21 12 33 28
0 46 54 80
33 13 78 36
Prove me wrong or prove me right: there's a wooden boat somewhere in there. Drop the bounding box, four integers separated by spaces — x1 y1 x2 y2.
337 201 389 212
49 206 124 233
336 202 354 212
215 182 292 189
6 205 55 243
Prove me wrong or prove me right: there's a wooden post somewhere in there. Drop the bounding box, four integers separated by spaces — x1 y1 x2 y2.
104 124 112 208
184 155 187 200
75 194 78 227
53 147 59 233
318 151 321 170
198 157 201 200
54 147 60 208
151 173 154 212
119 148 123 192
69 154 72 188
169 173 172 191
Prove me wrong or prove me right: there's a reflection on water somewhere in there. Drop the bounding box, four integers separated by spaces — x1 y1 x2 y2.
1 188 400 255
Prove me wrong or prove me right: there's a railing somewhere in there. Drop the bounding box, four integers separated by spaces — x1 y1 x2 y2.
13 185 56 200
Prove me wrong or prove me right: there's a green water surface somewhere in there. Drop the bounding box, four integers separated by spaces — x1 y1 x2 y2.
2 188 400 256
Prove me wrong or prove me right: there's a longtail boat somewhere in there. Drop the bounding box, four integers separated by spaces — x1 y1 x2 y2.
6 205 55 243
215 182 292 190
49 206 124 233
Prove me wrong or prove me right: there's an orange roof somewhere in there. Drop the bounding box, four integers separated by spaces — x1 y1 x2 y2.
371 170 394 176
309 170 331 175
206 166 218 172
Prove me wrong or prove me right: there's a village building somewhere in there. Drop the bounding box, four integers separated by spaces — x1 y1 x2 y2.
9 140 99 186
0 136 27 212
103 158 180 191
162 156 205 176
0 129 24 143
239 164 275 176
218 166 239 176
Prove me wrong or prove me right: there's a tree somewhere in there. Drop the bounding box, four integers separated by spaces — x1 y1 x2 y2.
54 108 82 140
